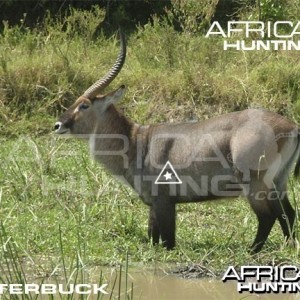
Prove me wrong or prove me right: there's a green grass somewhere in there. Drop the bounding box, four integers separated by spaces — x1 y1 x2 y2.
1 8 300 136
1 3 300 297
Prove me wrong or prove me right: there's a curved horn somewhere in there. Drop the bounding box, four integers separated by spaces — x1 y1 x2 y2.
83 28 126 99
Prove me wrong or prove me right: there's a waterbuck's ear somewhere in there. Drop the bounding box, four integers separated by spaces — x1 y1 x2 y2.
93 85 126 112
105 85 126 106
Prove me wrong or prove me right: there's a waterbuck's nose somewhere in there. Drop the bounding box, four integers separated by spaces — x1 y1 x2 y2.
54 122 62 132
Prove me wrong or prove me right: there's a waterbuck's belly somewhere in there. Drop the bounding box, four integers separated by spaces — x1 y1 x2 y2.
135 162 243 205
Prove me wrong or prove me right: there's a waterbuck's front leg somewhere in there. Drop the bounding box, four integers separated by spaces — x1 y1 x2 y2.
152 198 176 250
148 206 160 245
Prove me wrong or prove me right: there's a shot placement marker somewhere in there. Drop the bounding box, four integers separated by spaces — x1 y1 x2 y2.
155 161 182 184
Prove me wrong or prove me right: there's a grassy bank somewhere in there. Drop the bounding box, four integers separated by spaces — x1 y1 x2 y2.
1 2 300 294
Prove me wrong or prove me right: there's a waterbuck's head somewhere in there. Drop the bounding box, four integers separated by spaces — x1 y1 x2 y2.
54 30 126 136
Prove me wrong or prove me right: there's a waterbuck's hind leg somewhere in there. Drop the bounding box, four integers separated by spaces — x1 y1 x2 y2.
274 194 296 243
148 206 160 245
250 212 276 253
247 182 277 253
152 198 176 250
248 184 296 253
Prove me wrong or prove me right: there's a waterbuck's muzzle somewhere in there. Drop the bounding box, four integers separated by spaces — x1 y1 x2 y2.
54 120 71 134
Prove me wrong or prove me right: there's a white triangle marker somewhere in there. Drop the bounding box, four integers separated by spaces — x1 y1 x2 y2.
155 161 182 185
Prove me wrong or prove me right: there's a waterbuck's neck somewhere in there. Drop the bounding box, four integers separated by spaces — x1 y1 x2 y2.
89 104 141 182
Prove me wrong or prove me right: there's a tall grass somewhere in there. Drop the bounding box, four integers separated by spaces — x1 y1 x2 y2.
0 221 134 299
1 6 300 136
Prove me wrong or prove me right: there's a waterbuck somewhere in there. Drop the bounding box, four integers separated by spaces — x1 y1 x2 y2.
54 30 299 253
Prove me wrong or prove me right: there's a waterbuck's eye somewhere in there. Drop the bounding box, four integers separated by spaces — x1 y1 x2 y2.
78 103 89 110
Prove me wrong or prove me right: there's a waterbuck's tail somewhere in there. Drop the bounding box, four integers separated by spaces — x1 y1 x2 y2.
294 131 300 178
